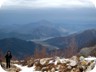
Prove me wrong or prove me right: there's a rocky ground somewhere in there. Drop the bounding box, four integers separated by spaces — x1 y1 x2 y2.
1 56 96 72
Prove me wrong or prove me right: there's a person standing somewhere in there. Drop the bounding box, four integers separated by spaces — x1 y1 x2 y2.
5 51 12 68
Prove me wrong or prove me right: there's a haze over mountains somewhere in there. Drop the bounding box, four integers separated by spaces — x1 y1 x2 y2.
45 29 96 49
0 29 96 59
0 19 96 40
0 6 96 59
0 7 96 40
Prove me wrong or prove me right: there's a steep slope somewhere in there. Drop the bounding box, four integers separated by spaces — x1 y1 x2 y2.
79 44 96 57
79 45 96 56
0 38 38 59
0 32 33 40
45 29 96 50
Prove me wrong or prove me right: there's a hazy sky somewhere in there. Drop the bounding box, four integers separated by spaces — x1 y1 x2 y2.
0 0 96 9
0 0 96 25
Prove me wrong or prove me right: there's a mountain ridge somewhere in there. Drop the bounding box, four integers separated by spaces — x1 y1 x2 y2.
44 29 96 50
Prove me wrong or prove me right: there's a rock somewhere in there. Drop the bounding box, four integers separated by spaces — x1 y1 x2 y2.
41 67 48 71
60 58 69 64
69 60 77 67
55 59 61 65
81 60 88 66
27 59 34 67
79 56 85 62
71 68 76 72
67 65 72 70
40 58 50 65
51 68 55 72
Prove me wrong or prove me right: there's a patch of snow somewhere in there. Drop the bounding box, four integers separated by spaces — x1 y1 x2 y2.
49 60 54 64
86 61 95 72
85 57 96 61
0 65 6 72
14 64 36 72
90 64 96 72
54 60 58 65
85 57 96 72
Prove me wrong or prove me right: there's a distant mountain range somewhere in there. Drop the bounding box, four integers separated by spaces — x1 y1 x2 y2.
0 20 96 40
44 29 96 50
0 20 69 40
0 29 96 59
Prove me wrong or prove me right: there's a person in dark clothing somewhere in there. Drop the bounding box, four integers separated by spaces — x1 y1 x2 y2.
5 51 12 68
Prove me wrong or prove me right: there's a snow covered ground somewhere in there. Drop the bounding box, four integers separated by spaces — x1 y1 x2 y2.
85 57 96 72
90 65 96 72
14 64 36 72
85 57 96 61
0 65 6 72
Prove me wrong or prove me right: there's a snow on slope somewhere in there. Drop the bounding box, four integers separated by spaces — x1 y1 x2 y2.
0 65 6 72
90 65 96 72
14 64 37 72
85 57 96 61
85 57 96 72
